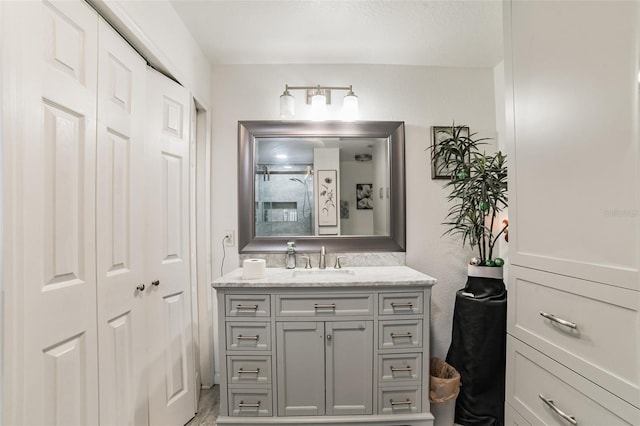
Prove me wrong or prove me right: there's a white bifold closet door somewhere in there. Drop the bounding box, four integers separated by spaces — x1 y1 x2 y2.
4 1 196 424
96 18 149 426
10 0 100 424
145 67 196 426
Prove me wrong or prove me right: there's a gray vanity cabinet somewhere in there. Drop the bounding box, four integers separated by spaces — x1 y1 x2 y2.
213 266 437 426
277 321 373 416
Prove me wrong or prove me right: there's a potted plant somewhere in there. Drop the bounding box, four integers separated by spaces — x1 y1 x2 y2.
431 123 509 425
431 123 508 278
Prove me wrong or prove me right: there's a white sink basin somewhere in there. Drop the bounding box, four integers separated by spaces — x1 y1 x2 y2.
292 269 355 278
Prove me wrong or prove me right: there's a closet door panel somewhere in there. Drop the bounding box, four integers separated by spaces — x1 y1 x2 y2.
146 67 196 426
5 1 100 424
96 18 148 426
508 0 640 290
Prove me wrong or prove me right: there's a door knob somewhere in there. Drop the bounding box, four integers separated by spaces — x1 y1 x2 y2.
136 284 145 291
151 280 160 287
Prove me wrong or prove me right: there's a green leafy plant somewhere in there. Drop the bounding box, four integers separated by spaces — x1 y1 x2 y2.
431 123 508 263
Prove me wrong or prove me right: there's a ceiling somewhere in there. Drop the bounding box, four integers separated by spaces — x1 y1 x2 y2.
170 0 504 67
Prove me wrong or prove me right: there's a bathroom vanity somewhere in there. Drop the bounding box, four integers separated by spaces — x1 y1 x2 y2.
212 266 436 425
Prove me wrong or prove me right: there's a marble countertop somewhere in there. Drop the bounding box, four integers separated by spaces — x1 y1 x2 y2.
212 266 437 288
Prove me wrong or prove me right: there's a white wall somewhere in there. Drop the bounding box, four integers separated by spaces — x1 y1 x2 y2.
210 64 497 374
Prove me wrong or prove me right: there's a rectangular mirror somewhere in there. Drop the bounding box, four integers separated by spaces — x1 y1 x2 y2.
238 121 405 253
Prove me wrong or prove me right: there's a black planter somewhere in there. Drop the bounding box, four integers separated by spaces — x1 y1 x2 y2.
445 269 507 426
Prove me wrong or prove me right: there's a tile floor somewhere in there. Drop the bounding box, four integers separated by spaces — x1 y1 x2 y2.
186 386 220 426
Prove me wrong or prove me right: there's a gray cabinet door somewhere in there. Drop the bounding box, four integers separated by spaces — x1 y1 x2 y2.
276 322 325 416
326 321 373 415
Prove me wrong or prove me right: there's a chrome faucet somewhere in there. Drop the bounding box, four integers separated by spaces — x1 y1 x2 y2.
319 246 326 269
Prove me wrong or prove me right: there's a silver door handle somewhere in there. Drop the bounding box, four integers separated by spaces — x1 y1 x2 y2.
136 284 145 291
236 335 259 340
390 366 412 372
539 394 577 425
390 332 413 338
236 304 259 310
314 303 336 309
390 398 412 406
390 302 413 308
539 312 577 329
238 368 260 374
238 401 261 408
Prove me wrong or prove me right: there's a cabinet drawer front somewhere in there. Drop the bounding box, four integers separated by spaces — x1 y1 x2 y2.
228 388 272 417
276 293 373 317
378 353 422 384
505 402 532 426
379 320 422 349
226 322 271 351
507 337 640 425
509 266 639 405
227 356 271 385
378 386 421 414
379 292 423 315
225 294 270 317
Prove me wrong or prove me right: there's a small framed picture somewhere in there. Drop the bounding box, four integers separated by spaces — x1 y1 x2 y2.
356 183 373 210
431 125 470 179
317 170 338 226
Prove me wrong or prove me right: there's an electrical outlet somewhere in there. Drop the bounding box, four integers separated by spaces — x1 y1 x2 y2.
224 230 235 247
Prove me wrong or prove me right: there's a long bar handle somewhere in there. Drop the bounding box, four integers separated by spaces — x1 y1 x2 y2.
391 302 413 308
390 332 413 338
314 303 336 309
236 335 259 340
539 394 577 425
238 401 261 408
238 368 260 374
390 398 412 406
540 312 577 330
236 304 259 310
390 366 412 372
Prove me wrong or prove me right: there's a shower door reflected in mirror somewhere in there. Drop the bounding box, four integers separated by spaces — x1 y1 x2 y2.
254 136 390 237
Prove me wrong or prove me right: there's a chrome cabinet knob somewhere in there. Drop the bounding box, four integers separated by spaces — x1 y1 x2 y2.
151 280 160 287
136 284 145 291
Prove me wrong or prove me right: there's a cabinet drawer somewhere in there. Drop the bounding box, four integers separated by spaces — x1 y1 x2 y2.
228 388 272 417
379 320 422 349
225 294 270 317
507 336 640 425
379 292 423 315
227 356 271 385
276 293 373 317
378 386 421 414
378 353 422 385
226 322 271 351
505 402 532 426
509 266 639 405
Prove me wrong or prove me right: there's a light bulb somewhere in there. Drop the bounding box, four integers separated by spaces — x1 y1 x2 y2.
280 90 294 119
311 91 327 121
343 90 358 121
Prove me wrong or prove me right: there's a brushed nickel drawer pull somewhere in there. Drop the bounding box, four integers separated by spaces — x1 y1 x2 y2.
390 366 412 372
539 394 577 425
539 312 577 330
390 332 413 338
238 400 261 408
314 303 336 309
391 302 413 309
390 398 412 406
238 368 260 374
236 304 259 310
236 334 259 340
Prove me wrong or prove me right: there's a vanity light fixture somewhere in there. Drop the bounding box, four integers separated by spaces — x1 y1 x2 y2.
279 84 358 120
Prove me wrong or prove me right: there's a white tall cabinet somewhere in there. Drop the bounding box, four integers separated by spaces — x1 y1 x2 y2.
504 1 640 424
2 1 196 424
